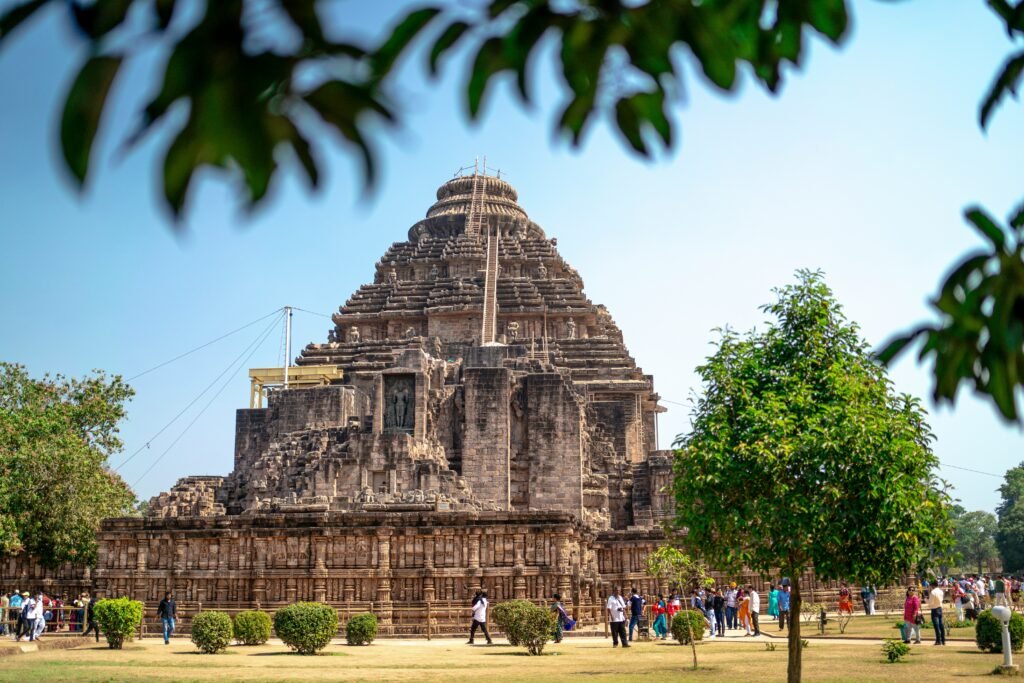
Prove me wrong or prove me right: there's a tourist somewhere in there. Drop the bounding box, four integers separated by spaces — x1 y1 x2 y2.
712 587 725 637
627 587 645 642
17 592 34 642
157 591 177 645
725 583 738 630
747 585 761 636
704 589 718 639
82 595 100 643
0 592 8 636
976 576 988 609
32 592 46 640
927 582 946 646
995 576 1009 607
652 594 668 639
952 579 966 621
838 585 854 615
737 589 752 636
551 593 568 643
777 584 791 632
903 586 922 645
768 583 779 621
606 587 629 647
467 590 493 645
9 591 24 640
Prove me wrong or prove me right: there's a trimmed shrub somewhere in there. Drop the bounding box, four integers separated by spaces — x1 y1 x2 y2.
345 613 378 646
93 598 144 650
513 604 557 656
671 610 707 645
976 609 1024 653
233 610 272 645
492 600 535 646
191 611 233 654
273 602 338 655
882 639 910 663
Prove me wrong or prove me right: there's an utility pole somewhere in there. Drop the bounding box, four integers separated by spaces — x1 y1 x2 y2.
284 306 292 389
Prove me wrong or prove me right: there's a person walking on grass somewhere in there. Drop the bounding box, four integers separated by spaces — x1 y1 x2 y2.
652 594 668 640
747 585 761 636
725 583 738 630
903 586 922 645
627 588 645 642
607 586 629 648
467 590 493 645
928 582 946 646
777 584 791 632
712 587 726 638
551 593 569 643
157 591 176 645
768 583 779 621
82 595 100 643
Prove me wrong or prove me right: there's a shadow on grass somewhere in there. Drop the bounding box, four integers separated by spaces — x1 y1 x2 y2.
173 650 241 655
249 651 349 656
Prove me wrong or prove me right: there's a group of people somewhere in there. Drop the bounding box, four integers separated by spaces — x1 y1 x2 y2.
0 590 99 642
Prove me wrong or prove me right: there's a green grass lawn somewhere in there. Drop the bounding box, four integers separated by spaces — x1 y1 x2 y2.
774 614 977 641
0 634 1010 682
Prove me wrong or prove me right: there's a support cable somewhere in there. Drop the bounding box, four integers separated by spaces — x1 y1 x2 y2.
130 312 283 488
114 312 285 473
126 308 283 381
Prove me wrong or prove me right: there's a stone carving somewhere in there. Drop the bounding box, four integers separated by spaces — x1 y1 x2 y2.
429 264 439 280
566 318 577 339
347 326 361 343
383 375 414 432
387 267 398 284
537 262 547 278
506 321 520 340
404 326 417 339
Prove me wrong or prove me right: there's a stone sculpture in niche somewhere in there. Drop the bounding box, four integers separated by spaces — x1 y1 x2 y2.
347 326 361 343
566 318 577 340
383 375 415 433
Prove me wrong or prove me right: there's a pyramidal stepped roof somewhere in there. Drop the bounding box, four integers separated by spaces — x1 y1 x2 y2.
298 173 645 383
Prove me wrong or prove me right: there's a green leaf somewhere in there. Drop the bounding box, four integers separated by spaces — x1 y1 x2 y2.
980 49 1024 130
1009 198 1024 230
429 20 469 75
965 206 1007 250
60 55 123 187
807 0 849 42
0 0 49 40
161 122 199 218
615 96 646 155
372 7 440 78
875 331 925 366
467 37 512 118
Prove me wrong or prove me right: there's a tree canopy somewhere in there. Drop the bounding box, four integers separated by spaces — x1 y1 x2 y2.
997 462 1024 573
672 270 953 683
0 362 137 567
952 508 999 576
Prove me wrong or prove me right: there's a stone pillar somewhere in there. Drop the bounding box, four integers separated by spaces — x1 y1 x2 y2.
467 529 482 593
313 536 328 602
376 530 394 633
252 537 267 606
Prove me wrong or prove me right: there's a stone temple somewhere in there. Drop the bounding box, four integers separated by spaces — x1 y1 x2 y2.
89 172 677 631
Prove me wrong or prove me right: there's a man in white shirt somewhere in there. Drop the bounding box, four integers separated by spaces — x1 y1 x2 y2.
606 586 630 648
467 590 493 645
31 593 45 641
725 585 738 629
747 585 761 636
976 577 988 609
927 583 946 646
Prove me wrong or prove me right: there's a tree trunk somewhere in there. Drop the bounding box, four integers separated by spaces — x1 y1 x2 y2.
788 579 802 683
687 610 698 670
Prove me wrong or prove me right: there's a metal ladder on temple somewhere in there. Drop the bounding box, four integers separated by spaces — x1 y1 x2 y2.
480 223 499 343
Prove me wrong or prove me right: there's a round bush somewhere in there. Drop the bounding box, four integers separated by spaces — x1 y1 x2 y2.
233 610 272 645
273 602 338 655
976 609 1024 653
671 610 707 645
93 598 144 650
513 604 557 656
492 600 535 646
345 613 378 646
191 611 233 654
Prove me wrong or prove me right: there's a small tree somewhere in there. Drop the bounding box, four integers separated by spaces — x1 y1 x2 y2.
191 611 233 654
646 545 711 670
273 603 338 655
672 272 953 683
93 598 144 650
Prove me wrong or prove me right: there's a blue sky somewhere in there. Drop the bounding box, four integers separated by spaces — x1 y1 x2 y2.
1 1 1022 512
